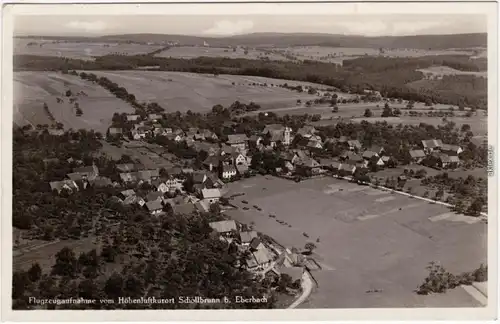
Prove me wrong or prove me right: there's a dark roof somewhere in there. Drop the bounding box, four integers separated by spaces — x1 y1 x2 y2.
249 237 262 250
89 177 112 188
146 191 164 202
347 140 362 148
145 200 163 211
362 151 378 159
240 231 258 243
172 203 196 215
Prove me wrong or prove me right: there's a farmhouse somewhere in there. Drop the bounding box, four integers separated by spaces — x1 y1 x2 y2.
73 164 99 181
126 114 140 122
409 150 426 164
296 157 322 174
209 220 237 235
421 139 443 153
165 176 183 191
246 244 275 270
339 163 356 175
148 113 162 121
166 133 183 142
240 231 258 245
119 189 136 199
194 200 211 213
368 146 385 156
232 152 247 165
203 155 220 172
193 172 208 184
222 165 237 179
441 144 463 155
362 150 380 160
227 134 249 152
146 191 164 203
437 154 461 169
151 179 168 193
340 151 363 163
145 200 163 215
201 188 222 204
202 129 218 140
49 180 79 194
307 140 323 150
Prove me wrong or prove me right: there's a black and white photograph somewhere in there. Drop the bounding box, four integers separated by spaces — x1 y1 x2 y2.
2 1 497 321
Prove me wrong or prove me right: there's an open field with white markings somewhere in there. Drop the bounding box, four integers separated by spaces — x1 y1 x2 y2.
224 176 487 307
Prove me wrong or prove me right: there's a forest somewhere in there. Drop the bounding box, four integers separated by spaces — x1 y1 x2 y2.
14 53 488 109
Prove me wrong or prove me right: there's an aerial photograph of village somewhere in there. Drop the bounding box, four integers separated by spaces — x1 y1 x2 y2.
11 11 489 311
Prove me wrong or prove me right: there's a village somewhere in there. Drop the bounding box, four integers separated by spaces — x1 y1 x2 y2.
43 106 488 300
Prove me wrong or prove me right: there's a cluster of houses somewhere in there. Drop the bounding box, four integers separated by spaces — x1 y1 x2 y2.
409 139 463 169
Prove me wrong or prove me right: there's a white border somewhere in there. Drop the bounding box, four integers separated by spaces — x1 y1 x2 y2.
1 2 498 322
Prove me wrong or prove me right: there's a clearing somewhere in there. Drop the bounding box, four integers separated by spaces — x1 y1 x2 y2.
14 72 135 132
417 66 488 78
91 71 326 113
224 175 487 308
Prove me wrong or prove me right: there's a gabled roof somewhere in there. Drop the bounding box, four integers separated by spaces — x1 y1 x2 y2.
120 172 138 182
441 144 462 153
108 127 122 134
74 165 97 174
421 139 443 149
368 146 384 153
362 151 378 159
470 136 487 147
240 231 258 244
439 154 460 163
195 200 210 213
172 203 196 215
66 172 84 181
209 220 237 233
146 191 164 202
263 124 285 133
249 237 262 250
193 172 207 183
342 151 363 162
145 200 163 211
297 125 316 136
347 140 362 148
123 195 144 205
201 188 222 199
409 150 426 158
49 180 78 192
89 177 112 187
120 189 136 197
340 163 356 172
116 163 136 172
223 165 237 173
227 134 249 144
203 155 220 166
297 157 320 168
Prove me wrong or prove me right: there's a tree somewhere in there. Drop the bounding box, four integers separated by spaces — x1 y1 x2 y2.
381 103 393 117
393 107 402 116
415 168 427 179
461 124 471 133
304 242 316 254
65 89 72 97
12 271 30 299
467 197 484 216
332 105 339 113
104 272 124 299
28 263 42 282
364 109 373 117
52 247 79 278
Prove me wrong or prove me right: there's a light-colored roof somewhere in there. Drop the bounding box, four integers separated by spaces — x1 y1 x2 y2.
209 220 237 233
120 172 138 182
421 139 443 149
227 134 249 144
347 140 362 148
202 188 222 199
116 163 135 172
240 231 258 243
195 200 210 213
49 180 78 192
409 150 426 158
120 189 136 197
362 151 378 159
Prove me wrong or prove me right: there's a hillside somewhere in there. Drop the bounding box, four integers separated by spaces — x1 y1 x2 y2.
16 32 487 49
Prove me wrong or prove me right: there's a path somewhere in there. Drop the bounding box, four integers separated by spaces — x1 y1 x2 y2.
287 270 315 309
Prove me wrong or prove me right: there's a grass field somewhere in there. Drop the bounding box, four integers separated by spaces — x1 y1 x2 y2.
99 140 176 169
15 38 163 61
271 46 477 65
224 175 487 307
418 66 488 78
91 71 326 113
14 72 135 132
155 46 288 61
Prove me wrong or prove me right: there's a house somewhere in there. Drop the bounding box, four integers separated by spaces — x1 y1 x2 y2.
49 180 79 194
249 237 262 250
194 200 211 213
362 150 379 160
296 157 322 174
202 129 218 141
151 179 168 193
137 169 160 182
88 177 112 188
132 129 146 140
297 125 316 138
409 150 426 164
148 113 162 121
146 191 164 203
108 127 123 136
368 146 385 156
120 172 138 183
262 124 293 146
170 203 196 215
306 140 323 150
209 220 237 235
381 156 398 168
421 139 443 153
240 231 258 245
340 151 363 163
123 195 146 207
72 164 99 181
249 135 264 148
165 176 183 191
441 144 463 155
227 134 249 151
116 163 136 172
205 173 225 189
166 133 183 142
193 172 208 184
48 129 64 136
201 188 222 204
145 200 163 215
126 114 140 122
437 154 461 169
339 163 356 175
203 155 220 172
222 165 237 179
193 133 205 141
347 140 362 151
231 152 247 165
236 164 249 175
246 244 274 270
119 189 136 199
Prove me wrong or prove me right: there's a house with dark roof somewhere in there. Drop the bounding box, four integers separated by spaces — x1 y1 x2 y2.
306 140 323 150
339 163 356 175
409 150 426 164
340 151 363 163
145 200 163 215
240 231 258 245
203 155 220 172
227 134 249 152
297 125 316 138
88 177 113 188
192 172 208 184
437 154 461 169
146 191 164 203
119 189 136 199
441 144 463 155
172 203 196 215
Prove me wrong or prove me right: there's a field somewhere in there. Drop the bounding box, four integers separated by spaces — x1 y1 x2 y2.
99 141 176 169
14 38 163 61
270 46 478 65
418 66 488 78
224 176 487 307
91 71 327 113
155 46 288 61
14 72 135 132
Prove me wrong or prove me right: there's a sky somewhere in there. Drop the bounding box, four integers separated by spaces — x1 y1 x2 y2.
14 14 487 37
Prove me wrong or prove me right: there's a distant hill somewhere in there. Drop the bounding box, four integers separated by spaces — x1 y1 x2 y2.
16 32 487 49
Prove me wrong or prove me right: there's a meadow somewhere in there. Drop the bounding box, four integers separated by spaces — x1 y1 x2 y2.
90 71 326 112
14 72 134 132
224 175 487 308
154 45 288 61
417 66 488 78
15 38 163 61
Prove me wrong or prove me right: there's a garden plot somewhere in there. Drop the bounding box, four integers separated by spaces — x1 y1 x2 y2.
224 175 486 307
